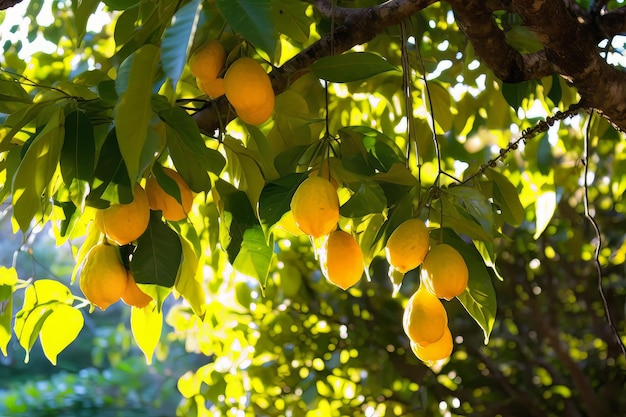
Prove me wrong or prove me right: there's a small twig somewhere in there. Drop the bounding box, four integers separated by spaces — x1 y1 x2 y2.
583 112 626 357
463 103 585 184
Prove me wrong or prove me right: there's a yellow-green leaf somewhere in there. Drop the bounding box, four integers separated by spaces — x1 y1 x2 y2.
130 304 163 365
39 304 84 365
534 190 556 239
0 296 13 356
174 234 206 318
115 44 160 183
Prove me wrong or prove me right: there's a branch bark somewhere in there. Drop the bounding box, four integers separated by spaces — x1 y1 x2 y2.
0 0 23 10
193 0 626 134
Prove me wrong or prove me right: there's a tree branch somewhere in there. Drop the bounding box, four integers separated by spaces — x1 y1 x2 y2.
192 0 438 135
448 0 555 82
511 0 626 130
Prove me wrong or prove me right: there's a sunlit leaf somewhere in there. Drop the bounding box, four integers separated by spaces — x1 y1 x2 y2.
12 107 65 231
115 44 160 183
161 0 202 90
270 0 310 43
534 189 557 239
258 172 307 239
216 0 276 58
0 294 13 356
39 304 84 365
233 226 273 286
310 52 397 83
175 234 206 318
486 169 525 227
74 0 100 45
340 180 387 218
130 304 163 365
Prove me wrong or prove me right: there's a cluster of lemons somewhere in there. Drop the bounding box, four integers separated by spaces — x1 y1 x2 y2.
79 167 193 311
290 169 365 291
190 40 275 125
289 166 469 365
385 219 469 363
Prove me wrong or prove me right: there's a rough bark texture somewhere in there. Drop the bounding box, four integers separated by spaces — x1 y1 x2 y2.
193 0 626 134
0 0 23 10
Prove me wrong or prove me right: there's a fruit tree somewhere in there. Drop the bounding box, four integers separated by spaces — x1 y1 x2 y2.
0 0 625 415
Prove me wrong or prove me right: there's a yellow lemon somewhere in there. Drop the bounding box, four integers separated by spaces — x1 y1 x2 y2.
94 184 150 245
385 218 430 273
410 326 453 363
290 176 339 238
146 167 194 221
421 244 469 300
79 243 128 311
403 284 448 346
189 40 226 80
321 230 364 290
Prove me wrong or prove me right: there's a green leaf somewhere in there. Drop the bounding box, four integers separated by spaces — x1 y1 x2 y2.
233 226 273 286
88 129 132 207
0 77 32 113
501 80 536 112
115 44 160 183
442 229 496 344
130 304 163 365
486 169 525 226
0 296 12 356
216 0 277 58
340 180 387 218
60 110 96 183
258 172 308 238
223 136 267 211
537 133 554 175
0 102 49 151
310 52 397 83
161 0 202 90
156 99 224 191
445 186 494 237
74 0 101 45
342 126 405 172
534 189 557 239
39 304 84 365
271 0 310 43
547 74 562 105
15 305 53 363
213 179 259 264
12 108 65 232
428 81 452 133
175 235 206 318
130 211 183 290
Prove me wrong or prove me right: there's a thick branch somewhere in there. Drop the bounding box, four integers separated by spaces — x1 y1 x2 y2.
448 0 554 82
0 0 23 10
512 0 626 130
193 0 437 135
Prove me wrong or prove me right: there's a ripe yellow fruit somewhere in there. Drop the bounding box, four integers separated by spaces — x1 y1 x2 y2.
121 272 152 308
197 77 225 99
321 230 364 290
410 326 453 363
223 57 274 125
236 97 274 125
421 244 469 300
403 284 448 347
385 218 430 273
95 184 150 245
79 243 128 311
189 40 226 80
146 167 194 221
290 176 339 238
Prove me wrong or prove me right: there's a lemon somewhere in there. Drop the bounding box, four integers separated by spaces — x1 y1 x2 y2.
146 167 194 221
121 272 152 308
94 184 150 245
189 40 226 80
290 176 339 238
385 218 430 273
411 326 453 363
321 230 364 290
403 284 448 346
421 244 469 300
79 243 128 311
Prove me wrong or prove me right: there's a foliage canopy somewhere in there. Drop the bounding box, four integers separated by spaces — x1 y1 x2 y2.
0 0 625 415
